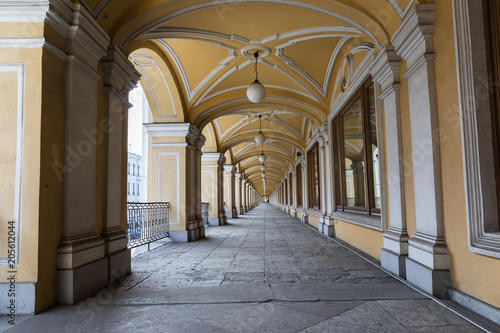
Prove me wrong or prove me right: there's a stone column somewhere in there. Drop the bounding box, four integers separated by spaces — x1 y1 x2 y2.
223 165 236 219
242 179 247 213
246 183 250 211
52 0 111 305
291 170 297 218
370 46 409 277
235 173 241 217
217 155 228 225
318 124 335 236
239 176 245 215
145 123 206 241
302 157 309 224
101 45 140 282
392 4 450 297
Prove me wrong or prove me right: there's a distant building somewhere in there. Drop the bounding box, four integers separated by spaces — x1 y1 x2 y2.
127 152 145 202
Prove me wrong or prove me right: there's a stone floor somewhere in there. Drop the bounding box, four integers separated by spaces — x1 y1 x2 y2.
2 204 499 332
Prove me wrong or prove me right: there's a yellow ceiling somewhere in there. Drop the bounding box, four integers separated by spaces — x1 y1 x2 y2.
83 0 429 195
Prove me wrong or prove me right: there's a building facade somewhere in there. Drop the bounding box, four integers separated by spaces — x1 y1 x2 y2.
0 0 499 325
127 152 145 203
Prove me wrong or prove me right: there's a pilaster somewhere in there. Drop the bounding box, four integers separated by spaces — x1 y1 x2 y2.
370 45 409 278
47 0 111 305
101 45 140 282
392 4 450 297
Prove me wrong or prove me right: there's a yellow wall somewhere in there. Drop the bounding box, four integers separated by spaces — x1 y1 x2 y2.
308 214 320 229
434 0 500 308
202 168 217 218
334 220 384 260
148 143 187 232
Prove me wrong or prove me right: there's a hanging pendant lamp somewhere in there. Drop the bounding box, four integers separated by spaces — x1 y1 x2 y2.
255 115 267 144
247 52 266 103
259 142 266 163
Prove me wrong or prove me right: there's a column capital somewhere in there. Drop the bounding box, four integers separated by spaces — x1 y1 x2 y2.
370 45 401 93
46 0 110 70
391 4 434 68
224 164 235 173
218 155 227 168
102 45 141 108
318 122 329 147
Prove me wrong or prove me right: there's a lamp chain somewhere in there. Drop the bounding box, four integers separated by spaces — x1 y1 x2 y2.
254 52 259 81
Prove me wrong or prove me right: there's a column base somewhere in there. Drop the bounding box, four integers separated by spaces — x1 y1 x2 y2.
169 225 205 242
56 257 108 304
381 248 407 278
406 257 450 298
301 214 308 224
108 248 131 282
322 222 335 237
291 210 297 218
232 209 238 218
207 216 227 226
239 209 245 215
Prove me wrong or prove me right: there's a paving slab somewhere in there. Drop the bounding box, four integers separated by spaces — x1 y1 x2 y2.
2 204 497 333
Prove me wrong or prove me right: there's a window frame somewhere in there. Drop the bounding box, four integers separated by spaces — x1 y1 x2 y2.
332 79 380 216
307 143 321 210
483 0 500 232
296 164 303 207
454 0 500 258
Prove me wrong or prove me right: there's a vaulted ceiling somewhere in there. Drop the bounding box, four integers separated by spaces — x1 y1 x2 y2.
85 0 422 196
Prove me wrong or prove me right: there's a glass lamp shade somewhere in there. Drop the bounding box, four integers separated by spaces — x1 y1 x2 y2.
260 164 267 171
259 153 267 163
247 80 266 103
255 131 266 144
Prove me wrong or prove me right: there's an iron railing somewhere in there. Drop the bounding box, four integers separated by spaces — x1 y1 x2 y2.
127 202 170 249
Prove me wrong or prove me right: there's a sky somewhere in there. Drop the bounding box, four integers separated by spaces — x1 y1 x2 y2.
128 85 144 156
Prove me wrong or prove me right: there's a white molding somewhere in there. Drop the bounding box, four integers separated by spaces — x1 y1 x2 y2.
0 38 45 48
0 64 24 266
391 4 434 68
134 56 178 118
150 143 188 148
118 0 386 50
387 0 415 20
448 288 500 326
453 0 500 258
156 39 237 103
157 152 181 225
331 212 383 231
144 122 191 137
328 48 375 119
79 0 110 18
0 0 49 23
195 97 324 130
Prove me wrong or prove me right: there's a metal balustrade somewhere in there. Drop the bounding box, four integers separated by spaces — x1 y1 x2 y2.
127 202 170 249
